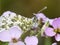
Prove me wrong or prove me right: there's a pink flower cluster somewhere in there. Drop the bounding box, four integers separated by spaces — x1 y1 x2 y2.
34 13 60 45
45 17 60 41
0 11 38 45
0 26 38 45
0 11 60 45
34 12 60 41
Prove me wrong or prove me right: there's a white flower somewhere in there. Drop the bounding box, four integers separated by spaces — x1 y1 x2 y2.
0 26 25 45
24 36 38 45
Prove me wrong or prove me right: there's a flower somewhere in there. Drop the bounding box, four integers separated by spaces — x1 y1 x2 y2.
45 27 56 37
34 13 47 22
0 26 25 45
47 19 54 25
45 17 60 41
24 36 38 45
34 13 54 25
9 41 25 45
52 42 57 45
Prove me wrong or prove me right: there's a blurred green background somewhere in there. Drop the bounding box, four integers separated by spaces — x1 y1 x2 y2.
0 0 60 45
0 0 60 18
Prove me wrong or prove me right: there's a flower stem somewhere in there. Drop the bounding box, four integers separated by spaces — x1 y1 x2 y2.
44 37 52 45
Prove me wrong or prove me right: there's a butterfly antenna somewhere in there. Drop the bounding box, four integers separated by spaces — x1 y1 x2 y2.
38 6 47 13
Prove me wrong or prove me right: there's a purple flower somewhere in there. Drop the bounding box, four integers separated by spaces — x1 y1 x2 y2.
0 26 25 45
34 13 54 25
45 27 56 37
45 17 60 41
34 13 47 22
47 19 54 25
24 36 38 45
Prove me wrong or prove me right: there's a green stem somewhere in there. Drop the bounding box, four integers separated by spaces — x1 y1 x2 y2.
44 37 52 45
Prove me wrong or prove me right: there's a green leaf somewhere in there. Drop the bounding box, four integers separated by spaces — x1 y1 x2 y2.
0 41 8 45
44 37 52 45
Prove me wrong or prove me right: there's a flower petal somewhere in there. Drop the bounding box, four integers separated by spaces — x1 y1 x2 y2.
45 27 56 37
52 18 60 29
55 34 60 41
34 13 47 22
57 17 60 28
9 26 23 39
52 42 57 45
0 30 11 42
16 41 25 45
48 19 54 25
8 41 25 45
25 36 38 45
